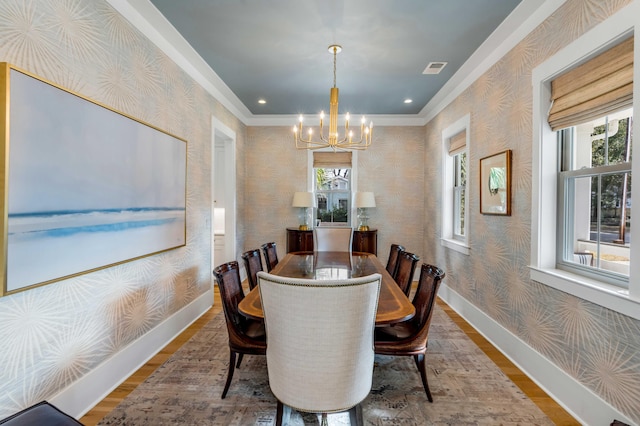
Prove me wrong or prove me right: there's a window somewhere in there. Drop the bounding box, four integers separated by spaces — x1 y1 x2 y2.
557 109 632 287
452 149 467 239
532 8 638 319
313 152 352 226
441 115 470 254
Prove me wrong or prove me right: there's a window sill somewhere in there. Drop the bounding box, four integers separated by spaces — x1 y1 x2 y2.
530 267 639 321
441 238 470 255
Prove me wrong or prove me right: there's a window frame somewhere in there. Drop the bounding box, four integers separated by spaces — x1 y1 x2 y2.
531 4 639 320
557 148 632 287
441 114 470 255
307 149 358 227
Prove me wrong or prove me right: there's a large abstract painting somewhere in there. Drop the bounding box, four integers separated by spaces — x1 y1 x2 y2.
0 63 187 296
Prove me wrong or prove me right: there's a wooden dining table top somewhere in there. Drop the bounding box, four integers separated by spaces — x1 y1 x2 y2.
238 251 415 325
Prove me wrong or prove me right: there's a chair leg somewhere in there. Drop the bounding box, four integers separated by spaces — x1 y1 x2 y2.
221 350 237 399
414 353 433 402
348 404 363 425
275 401 290 426
236 353 244 368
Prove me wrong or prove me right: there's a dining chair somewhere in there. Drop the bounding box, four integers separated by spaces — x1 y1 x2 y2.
257 271 382 425
375 263 445 401
261 242 279 272
212 261 266 399
313 227 353 252
394 250 419 297
385 243 405 277
241 248 263 290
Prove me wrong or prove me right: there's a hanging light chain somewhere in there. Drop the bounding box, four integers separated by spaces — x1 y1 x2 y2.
333 45 337 88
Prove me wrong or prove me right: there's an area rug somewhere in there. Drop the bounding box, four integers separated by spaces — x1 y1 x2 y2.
98 304 554 425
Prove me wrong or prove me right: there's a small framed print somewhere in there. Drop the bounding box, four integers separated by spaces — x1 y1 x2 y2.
479 149 511 216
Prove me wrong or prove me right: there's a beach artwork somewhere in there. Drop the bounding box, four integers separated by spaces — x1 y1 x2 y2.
2 65 187 295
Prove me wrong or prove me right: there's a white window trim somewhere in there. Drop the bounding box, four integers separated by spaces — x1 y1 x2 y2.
531 3 640 320
441 114 470 255
307 149 358 227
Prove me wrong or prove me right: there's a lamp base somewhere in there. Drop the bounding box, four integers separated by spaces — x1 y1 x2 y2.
358 225 370 232
299 224 310 231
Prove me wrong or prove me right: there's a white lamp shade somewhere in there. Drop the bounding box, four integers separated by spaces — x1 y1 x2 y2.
292 191 315 207
355 192 376 208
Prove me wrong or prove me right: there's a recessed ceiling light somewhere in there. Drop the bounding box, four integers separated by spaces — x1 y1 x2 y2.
258 99 266 104
423 61 448 75
404 99 413 104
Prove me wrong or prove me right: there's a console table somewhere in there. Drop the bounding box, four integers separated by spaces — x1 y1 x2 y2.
286 227 377 255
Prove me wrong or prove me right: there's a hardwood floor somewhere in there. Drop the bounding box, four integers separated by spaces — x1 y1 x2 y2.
81 285 579 425
437 299 580 425
79 291 223 426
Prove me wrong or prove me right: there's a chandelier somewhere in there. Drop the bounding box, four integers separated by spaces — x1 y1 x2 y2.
294 45 373 151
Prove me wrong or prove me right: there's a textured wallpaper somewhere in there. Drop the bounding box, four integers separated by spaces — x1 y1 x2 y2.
245 126 425 265
0 0 638 423
424 0 640 422
0 0 245 417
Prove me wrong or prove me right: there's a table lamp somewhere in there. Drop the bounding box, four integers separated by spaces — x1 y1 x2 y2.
354 191 376 231
292 191 315 230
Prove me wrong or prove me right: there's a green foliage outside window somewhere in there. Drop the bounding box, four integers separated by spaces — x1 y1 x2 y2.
318 207 348 223
590 117 632 223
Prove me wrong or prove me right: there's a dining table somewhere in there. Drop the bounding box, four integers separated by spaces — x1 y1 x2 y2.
238 251 415 325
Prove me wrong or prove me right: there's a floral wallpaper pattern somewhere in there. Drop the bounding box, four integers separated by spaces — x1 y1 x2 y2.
424 0 640 422
0 0 246 418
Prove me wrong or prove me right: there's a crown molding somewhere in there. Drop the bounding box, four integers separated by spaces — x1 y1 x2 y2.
109 0 566 128
419 0 568 124
106 0 253 123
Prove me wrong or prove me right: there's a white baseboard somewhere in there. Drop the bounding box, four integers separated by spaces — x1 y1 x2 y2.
50 288 214 419
438 283 634 426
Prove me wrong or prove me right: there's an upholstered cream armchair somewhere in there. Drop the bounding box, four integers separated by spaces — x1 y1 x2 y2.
257 271 381 425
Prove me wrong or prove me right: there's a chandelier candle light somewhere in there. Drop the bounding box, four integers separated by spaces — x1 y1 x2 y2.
354 191 376 231
294 45 373 151
292 191 316 230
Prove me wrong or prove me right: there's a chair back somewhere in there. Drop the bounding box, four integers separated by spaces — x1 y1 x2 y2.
313 227 353 252
213 261 248 346
395 251 419 297
258 271 381 414
386 244 405 277
411 264 445 338
241 249 263 290
261 242 279 272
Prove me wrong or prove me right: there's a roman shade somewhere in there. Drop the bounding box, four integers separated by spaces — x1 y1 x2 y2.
448 130 466 154
548 36 634 131
313 151 352 168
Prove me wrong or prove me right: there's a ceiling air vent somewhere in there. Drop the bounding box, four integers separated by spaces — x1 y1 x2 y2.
423 61 448 75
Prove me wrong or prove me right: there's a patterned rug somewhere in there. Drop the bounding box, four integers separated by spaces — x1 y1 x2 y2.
98 304 554 425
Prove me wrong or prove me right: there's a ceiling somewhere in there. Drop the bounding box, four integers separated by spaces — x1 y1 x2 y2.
120 0 542 121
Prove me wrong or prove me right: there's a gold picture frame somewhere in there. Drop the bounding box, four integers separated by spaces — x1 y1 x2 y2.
1 63 187 296
479 149 511 216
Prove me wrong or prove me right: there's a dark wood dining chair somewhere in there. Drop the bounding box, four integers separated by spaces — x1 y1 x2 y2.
261 242 279 272
394 250 419 297
213 261 266 399
386 244 405 277
241 248 263 290
375 263 445 401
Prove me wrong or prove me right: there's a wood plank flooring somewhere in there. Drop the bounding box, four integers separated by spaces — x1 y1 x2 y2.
437 299 579 425
81 285 579 425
